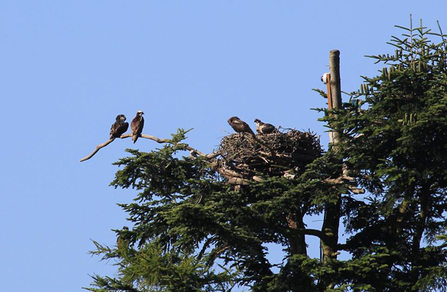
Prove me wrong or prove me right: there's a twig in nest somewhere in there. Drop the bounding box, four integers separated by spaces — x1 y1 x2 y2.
80 134 220 162
218 130 322 178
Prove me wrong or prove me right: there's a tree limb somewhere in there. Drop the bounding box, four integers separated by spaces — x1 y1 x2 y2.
80 134 220 162
80 138 116 162
302 228 332 243
285 227 332 243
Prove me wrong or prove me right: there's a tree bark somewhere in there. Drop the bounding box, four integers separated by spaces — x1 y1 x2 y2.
287 211 307 255
319 50 343 290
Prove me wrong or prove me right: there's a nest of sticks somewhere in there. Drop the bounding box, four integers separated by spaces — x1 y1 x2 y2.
217 129 322 181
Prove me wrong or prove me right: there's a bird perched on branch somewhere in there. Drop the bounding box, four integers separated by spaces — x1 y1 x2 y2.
131 110 144 143
254 119 276 134
228 116 255 135
110 114 129 139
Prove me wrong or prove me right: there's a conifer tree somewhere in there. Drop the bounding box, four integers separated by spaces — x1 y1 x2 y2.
86 20 447 292
328 19 447 291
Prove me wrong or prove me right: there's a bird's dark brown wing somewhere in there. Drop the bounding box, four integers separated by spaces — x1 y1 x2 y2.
260 123 276 134
110 122 120 138
243 121 255 135
131 118 138 134
111 122 129 138
117 122 129 137
110 122 119 138
229 118 254 134
131 117 144 143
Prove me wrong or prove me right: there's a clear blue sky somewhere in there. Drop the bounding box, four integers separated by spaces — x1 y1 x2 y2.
1 1 445 291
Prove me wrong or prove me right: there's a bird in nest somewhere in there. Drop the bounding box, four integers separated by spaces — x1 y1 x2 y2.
254 119 276 134
228 116 255 135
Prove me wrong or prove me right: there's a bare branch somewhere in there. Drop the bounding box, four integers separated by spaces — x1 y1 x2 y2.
80 134 220 162
80 138 116 162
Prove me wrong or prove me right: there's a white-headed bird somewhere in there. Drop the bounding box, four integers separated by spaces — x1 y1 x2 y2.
131 110 144 143
254 119 276 134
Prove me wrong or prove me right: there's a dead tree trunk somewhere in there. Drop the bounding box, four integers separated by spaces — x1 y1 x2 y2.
320 50 343 289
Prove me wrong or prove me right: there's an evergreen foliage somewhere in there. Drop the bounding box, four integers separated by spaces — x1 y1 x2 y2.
332 19 447 291
86 20 447 292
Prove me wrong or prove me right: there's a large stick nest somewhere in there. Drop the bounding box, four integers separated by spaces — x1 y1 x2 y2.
218 129 322 180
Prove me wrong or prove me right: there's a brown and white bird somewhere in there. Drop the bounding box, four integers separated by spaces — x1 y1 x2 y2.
254 119 276 134
131 110 144 143
110 114 129 139
228 116 255 135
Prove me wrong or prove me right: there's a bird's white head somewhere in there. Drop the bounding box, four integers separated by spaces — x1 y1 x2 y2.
321 72 330 84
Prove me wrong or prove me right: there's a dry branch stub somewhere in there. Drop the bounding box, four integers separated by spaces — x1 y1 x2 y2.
217 129 322 182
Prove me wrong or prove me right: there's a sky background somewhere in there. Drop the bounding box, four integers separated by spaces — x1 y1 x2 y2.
1 1 446 291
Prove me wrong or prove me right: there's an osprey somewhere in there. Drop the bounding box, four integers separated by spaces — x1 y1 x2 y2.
110 114 129 139
228 116 255 135
131 110 145 143
254 119 276 134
